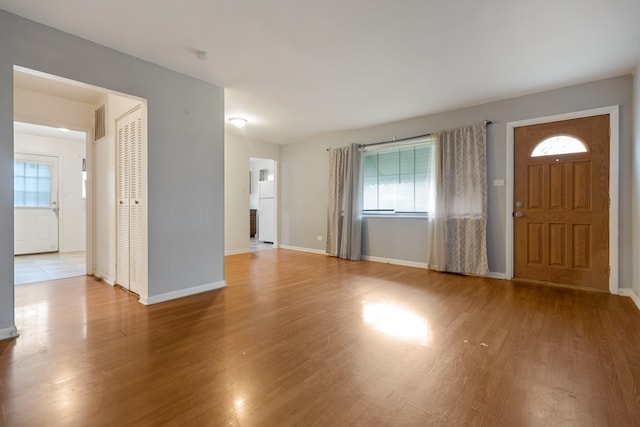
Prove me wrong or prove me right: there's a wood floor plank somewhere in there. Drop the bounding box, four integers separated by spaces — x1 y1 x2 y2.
1 249 640 426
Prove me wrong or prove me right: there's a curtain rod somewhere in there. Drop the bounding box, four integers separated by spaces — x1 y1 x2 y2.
359 120 493 149
326 120 492 151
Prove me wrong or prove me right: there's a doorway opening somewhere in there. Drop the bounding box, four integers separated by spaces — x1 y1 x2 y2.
13 66 149 301
13 123 87 285
249 157 277 252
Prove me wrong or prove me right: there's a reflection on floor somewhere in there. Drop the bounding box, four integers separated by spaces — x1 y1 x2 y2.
250 237 274 252
14 251 86 285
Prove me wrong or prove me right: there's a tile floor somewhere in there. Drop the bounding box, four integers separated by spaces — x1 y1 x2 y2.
250 238 274 252
14 251 86 285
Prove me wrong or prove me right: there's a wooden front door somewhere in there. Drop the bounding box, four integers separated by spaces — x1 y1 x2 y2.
513 115 609 291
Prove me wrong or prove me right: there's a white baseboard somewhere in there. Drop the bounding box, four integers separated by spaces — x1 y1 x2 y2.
0 325 19 340
139 280 226 305
93 271 115 286
59 248 86 254
361 255 507 279
266 247 507 279
618 288 640 311
279 245 327 255
225 249 250 256
361 255 429 269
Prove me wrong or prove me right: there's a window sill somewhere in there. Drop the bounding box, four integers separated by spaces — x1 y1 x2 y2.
362 214 429 219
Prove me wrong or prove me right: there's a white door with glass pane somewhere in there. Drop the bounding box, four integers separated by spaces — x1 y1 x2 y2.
14 153 59 255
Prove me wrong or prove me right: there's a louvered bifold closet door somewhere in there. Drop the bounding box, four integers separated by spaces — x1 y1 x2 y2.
116 121 131 289
116 106 143 294
128 109 143 295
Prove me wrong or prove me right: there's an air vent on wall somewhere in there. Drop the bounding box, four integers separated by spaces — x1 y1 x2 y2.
94 104 106 141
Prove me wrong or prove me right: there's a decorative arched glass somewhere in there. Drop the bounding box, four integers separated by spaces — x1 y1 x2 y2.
531 135 587 157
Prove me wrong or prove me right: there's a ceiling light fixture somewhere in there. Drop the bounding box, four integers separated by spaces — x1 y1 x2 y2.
229 117 248 128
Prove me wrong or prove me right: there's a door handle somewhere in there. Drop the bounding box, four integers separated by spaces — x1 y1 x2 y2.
514 211 524 218
52 207 59 215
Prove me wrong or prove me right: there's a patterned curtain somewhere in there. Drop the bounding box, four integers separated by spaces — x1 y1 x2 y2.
326 144 362 260
431 123 489 275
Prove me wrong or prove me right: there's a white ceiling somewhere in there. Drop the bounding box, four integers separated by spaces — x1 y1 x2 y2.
2 0 640 144
14 121 86 142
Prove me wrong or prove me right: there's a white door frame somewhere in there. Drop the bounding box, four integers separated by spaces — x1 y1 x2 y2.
505 105 620 294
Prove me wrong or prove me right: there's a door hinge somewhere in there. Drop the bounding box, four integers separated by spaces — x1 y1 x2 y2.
608 266 611 277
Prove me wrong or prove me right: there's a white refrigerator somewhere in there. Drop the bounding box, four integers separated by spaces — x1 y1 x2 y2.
258 181 275 243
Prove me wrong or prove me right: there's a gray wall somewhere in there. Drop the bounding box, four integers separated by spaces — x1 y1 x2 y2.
0 11 224 335
280 75 633 288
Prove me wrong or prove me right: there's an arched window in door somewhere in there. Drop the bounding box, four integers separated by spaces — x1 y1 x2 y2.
531 135 588 157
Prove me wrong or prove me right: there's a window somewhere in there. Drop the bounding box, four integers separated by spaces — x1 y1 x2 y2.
363 139 436 215
531 135 587 157
82 158 87 199
14 160 51 207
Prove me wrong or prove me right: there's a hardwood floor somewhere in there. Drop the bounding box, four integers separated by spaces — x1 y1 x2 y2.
1 249 640 426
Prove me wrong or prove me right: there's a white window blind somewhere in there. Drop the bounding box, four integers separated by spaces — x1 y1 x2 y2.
363 139 436 214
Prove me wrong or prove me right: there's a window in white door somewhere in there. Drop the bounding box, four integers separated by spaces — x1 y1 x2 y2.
14 160 51 207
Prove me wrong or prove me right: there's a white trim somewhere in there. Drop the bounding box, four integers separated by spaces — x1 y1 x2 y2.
139 280 226 305
362 214 429 219
618 288 640 311
0 325 19 340
362 255 429 269
505 106 620 294
279 245 327 255
93 272 114 286
362 255 507 279
225 249 250 256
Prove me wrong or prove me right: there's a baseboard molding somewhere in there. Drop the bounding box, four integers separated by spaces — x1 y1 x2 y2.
618 288 640 311
225 249 250 256
93 271 114 286
361 255 429 269
260 247 507 279
279 245 327 255
59 248 86 254
139 280 226 305
0 325 19 340
361 255 507 279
